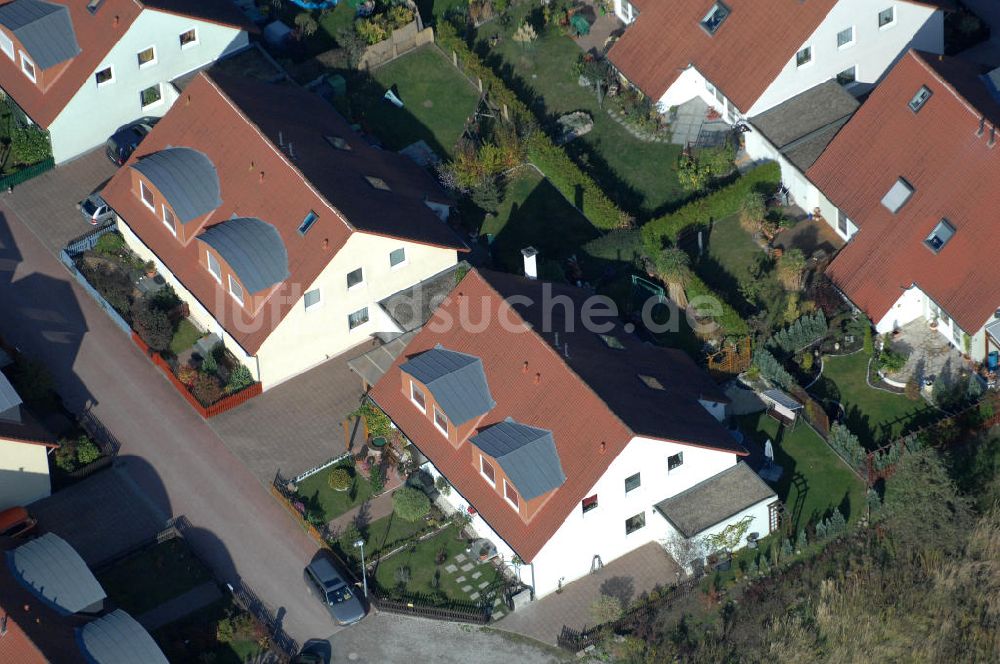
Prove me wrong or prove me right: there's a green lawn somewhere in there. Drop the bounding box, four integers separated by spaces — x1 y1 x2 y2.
359 44 480 157
97 539 214 615
169 318 201 356
296 463 373 524
739 414 866 531
373 524 500 601
318 3 355 42
809 352 937 449
703 214 761 284
415 0 467 24
481 168 601 275
476 17 685 217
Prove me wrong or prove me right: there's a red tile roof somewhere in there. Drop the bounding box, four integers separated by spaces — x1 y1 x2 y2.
0 0 250 128
370 269 743 561
102 71 465 355
810 50 1000 333
608 0 952 112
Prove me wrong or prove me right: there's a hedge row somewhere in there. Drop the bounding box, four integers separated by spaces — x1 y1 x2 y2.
435 23 628 230
686 273 748 337
642 161 781 252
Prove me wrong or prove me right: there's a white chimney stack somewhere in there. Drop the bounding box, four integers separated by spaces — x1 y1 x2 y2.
522 246 538 280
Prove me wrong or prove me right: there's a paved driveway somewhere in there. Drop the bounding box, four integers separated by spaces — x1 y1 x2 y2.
1 148 117 252
209 345 370 483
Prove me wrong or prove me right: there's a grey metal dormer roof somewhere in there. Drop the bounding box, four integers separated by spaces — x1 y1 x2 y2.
131 147 222 223
0 370 23 422
471 419 566 501
79 610 170 664
8 533 106 615
199 217 289 294
400 346 495 425
0 0 80 69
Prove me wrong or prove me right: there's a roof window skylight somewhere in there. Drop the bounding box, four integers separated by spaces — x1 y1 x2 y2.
881 178 914 213
908 86 932 113
924 218 955 253
700 2 730 36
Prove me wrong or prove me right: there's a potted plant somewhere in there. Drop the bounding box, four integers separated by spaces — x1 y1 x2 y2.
143 260 157 278
479 544 491 561
929 315 939 330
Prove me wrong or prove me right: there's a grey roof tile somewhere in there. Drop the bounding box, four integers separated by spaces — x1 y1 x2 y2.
79 610 169 664
471 419 566 500
8 533 106 615
199 217 289 293
400 346 495 425
0 0 80 70
0 370 22 416
131 147 222 223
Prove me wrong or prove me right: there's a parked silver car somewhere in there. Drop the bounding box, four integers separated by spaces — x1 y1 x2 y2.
77 193 114 225
304 556 366 626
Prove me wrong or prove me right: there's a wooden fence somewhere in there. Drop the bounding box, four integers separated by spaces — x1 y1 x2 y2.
131 331 262 418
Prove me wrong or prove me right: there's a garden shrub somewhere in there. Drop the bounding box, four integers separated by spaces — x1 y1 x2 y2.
434 475 452 496
82 263 133 314
226 364 254 393
131 298 173 352
200 350 218 375
582 229 643 263
177 365 198 386
686 273 748 337
642 161 781 252
54 443 77 472
590 594 623 624
752 348 793 390
828 423 866 469
192 373 223 407
76 437 101 465
369 465 385 494
769 311 828 354
328 467 352 492
10 126 51 166
392 487 431 522
94 231 125 256
339 521 363 552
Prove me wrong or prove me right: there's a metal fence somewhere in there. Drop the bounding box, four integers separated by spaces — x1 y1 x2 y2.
0 157 55 190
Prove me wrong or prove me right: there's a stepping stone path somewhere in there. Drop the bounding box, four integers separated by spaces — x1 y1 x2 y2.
462 585 473 593
455 553 467 563
436 549 509 621
460 563 474 572
477 581 489 589
471 571 482 579
455 575 466 583
444 564 458 573
469 591 480 600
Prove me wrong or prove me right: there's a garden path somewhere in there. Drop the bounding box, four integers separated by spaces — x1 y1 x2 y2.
438 550 507 617
326 473 402 536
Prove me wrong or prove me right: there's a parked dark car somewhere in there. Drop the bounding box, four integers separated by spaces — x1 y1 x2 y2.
304 556 365 626
291 639 331 664
0 506 37 539
105 119 156 166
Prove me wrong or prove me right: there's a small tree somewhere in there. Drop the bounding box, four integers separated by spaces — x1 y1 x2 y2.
227 364 254 393
739 192 767 235
76 437 101 465
392 487 431 522
369 465 384 494
131 299 173 352
434 475 452 496
777 249 806 291
590 594 623 624
201 350 218 375
328 468 352 492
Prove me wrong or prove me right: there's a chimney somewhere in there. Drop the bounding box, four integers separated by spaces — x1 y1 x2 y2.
322 238 330 252
564 342 570 359
522 361 529 373
288 142 296 160
554 332 560 348
278 130 284 147
978 117 986 137
259 171 265 183
990 126 997 148
534 372 541 385
113 15 119 27
521 246 538 280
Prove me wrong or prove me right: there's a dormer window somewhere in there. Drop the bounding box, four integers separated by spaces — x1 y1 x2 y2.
20 52 35 82
433 405 449 436
139 180 155 210
909 86 932 113
228 275 244 305
881 178 914 213
1 33 14 60
410 381 426 412
162 205 176 235
700 2 730 35
924 219 955 253
480 455 495 485
504 480 519 509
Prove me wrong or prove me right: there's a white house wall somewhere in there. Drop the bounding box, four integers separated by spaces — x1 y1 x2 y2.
0 439 50 510
875 285 926 335
656 66 736 121
749 0 942 115
254 232 457 389
48 11 247 163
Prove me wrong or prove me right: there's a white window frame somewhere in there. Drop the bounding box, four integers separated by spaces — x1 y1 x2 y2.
837 65 858 87
433 404 449 436
480 455 496 486
410 381 426 412
95 65 115 87
346 267 364 290
348 307 369 330
303 288 322 312
139 180 155 211
140 83 162 109
136 45 157 68
19 51 35 82
878 7 896 30
389 247 407 269
836 26 855 49
206 250 222 283
503 479 519 510
179 28 199 49
161 204 176 235
0 32 13 60
795 45 813 69
228 274 244 305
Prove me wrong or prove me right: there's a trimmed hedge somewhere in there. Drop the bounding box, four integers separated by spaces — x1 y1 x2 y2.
582 229 643 263
686 273 748 337
642 161 781 253
435 23 628 230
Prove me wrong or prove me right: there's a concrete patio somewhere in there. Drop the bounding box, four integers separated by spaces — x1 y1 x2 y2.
496 541 681 645
572 0 624 56
884 318 967 388
670 97 732 146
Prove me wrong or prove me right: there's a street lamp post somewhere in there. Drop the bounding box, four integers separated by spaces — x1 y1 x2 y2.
354 539 368 598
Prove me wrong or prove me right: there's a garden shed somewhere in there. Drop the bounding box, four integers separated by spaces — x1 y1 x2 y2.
760 389 802 425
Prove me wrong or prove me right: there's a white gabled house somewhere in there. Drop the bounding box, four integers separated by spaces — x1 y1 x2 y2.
370 268 778 598
0 370 56 511
0 0 251 163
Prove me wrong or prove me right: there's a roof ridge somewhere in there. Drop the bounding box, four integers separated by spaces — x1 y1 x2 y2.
198 71 355 234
